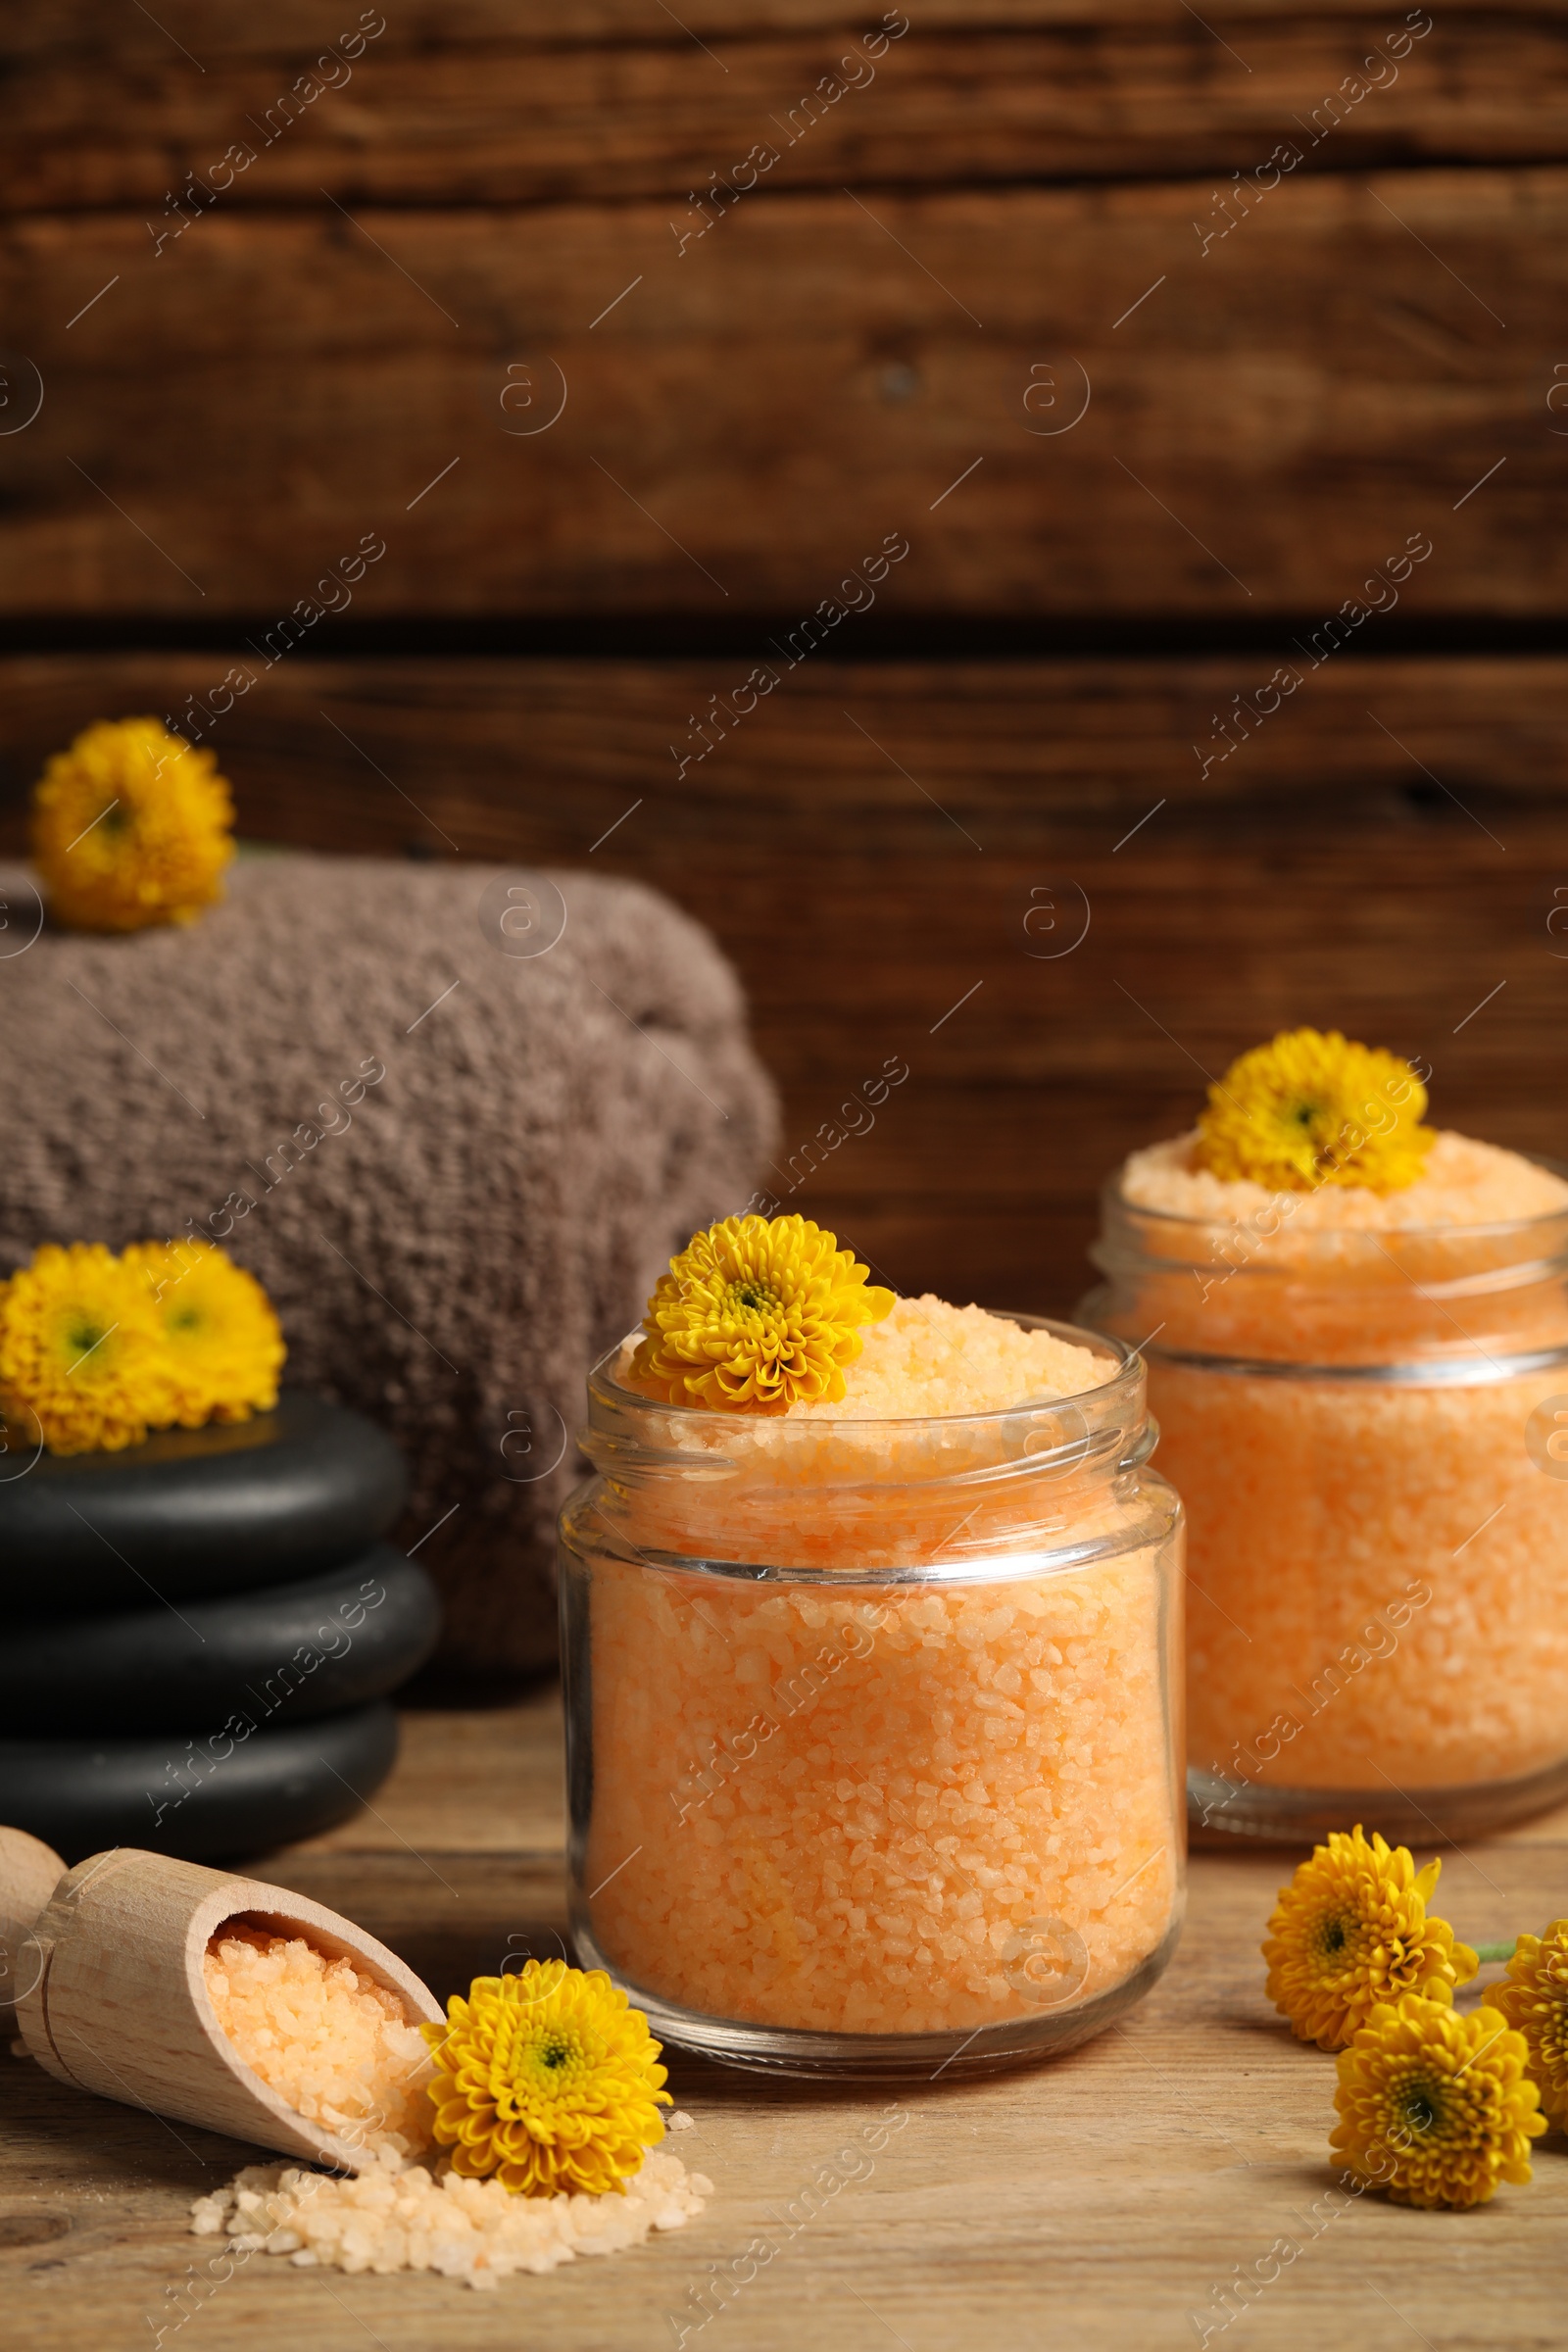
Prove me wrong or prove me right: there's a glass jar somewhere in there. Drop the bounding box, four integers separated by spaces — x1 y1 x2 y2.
559 1314 1184 2080
1081 1171 1568 1843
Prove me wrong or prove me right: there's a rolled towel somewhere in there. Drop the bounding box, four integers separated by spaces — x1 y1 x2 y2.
0 852 778 1680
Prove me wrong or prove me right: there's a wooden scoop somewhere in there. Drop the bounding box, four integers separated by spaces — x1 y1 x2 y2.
0 1829 442 2172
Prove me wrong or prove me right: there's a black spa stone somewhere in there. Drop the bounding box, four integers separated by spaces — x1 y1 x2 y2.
0 1700 400 1866
0 1546 439 1735
0 1393 407 1618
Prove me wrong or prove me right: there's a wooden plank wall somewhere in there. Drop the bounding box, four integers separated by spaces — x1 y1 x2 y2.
2 3 1564 1314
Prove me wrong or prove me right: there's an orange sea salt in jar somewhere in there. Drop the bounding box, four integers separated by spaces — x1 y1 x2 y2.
1083 1131 1568 1844
559 1298 1184 2079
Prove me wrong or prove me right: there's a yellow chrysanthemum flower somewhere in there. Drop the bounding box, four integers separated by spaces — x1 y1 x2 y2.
32 716 234 933
122 1239 285 1426
1484 1920 1568 2127
1263 1826 1478 2051
1194 1027 1435 1191
633 1212 895 1413
420 1962 670 2198
0 1241 176 1455
1332 1993 1544 2208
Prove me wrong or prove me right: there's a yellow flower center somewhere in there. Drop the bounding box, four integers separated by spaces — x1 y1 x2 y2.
725 1277 779 1317
1399 2081 1444 2135
500 2021 590 2104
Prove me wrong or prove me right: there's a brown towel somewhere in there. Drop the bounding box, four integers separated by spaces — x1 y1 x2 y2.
0 852 777 1681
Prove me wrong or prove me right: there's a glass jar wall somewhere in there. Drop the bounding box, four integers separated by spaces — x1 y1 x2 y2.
1082 1174 1568 1843
559 1316 1184 2079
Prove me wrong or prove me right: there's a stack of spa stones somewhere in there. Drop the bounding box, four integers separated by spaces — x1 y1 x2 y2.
0 1396 439 1862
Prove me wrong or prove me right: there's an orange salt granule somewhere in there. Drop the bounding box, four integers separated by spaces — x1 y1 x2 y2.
795 1294 1112 1417
587 1561 1179 2035
620 1293 1112 1426
612 1296 1119 1571
1173 1361 1568 1791
190 2144 710 2289
1124 1128 1568 1232
204 1928 433 2159
588 1293 1179 2036
1113 1130 1568 1794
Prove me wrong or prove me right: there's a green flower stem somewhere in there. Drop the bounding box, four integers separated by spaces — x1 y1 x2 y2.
1473 1939 1518 1966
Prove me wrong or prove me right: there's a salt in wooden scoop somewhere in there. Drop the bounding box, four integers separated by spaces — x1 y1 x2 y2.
0 1827 442 2171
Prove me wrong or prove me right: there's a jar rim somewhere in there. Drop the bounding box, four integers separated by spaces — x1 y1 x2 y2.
1103 1150 1568 1245
587 1307 1141 1433
567 1310 1171 1583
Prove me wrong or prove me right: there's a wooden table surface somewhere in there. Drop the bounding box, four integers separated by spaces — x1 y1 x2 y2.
5 1690 1566 2351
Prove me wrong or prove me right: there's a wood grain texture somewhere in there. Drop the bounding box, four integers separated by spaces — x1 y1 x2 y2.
0 1830 60 2034
7 10 1561 211
0 165 1544 618
0 0 1516 55
2 652 1559 1317
3 1689 1567 2351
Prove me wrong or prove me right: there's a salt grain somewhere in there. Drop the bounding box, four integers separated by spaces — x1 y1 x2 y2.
190 2146 711 2289
1117 1127 1568 1791
204 1929 432 2160
1123 1127 1568 1231
1169 1361 1568 1788
796 1295 1112 1417
622 1292 1113 1424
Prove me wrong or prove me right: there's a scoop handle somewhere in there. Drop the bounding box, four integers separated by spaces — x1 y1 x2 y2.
0 1826 67 2031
